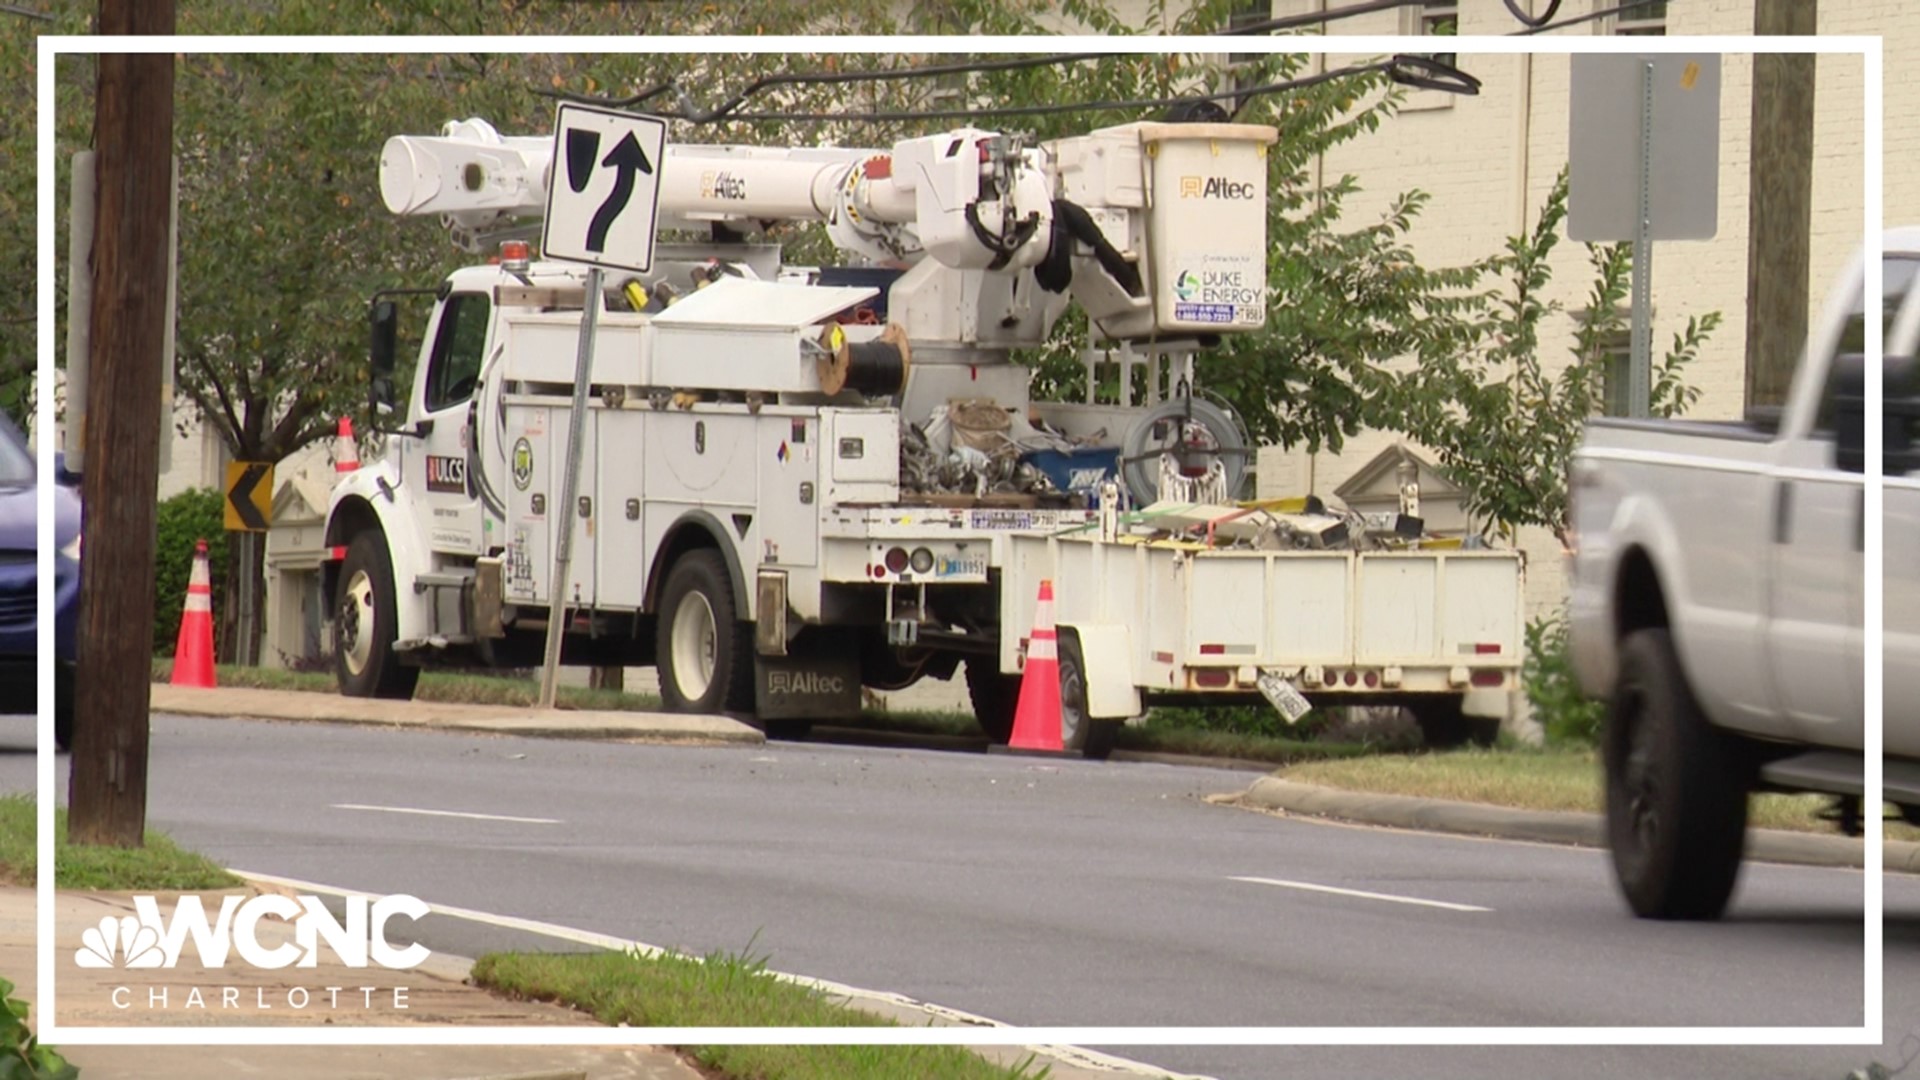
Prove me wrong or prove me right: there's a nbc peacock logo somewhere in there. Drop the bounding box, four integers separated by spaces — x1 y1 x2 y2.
75 915 164 969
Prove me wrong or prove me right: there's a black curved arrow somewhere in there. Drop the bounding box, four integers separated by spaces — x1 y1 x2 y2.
586 131 654 254
228 462 270 531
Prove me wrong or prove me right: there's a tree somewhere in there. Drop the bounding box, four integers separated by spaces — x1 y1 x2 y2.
1388 173 1718 550
43 0 1560 660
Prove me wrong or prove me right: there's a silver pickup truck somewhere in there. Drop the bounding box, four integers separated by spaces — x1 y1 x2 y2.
1568 228 1920 920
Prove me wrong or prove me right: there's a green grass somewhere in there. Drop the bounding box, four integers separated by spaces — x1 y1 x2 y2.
1282 748 1920 840
474 948 1049 1080
0 794 241 891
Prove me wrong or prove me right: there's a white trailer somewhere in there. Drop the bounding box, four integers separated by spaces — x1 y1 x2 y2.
326 110 1524 753
1001 532 1523 754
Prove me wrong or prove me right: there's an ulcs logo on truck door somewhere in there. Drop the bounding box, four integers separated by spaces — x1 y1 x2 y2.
426 455 467 494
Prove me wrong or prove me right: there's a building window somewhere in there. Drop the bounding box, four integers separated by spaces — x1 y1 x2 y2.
1226 1 1269 67
1601 334 1632 418
1613 0 1668 36
1419 0 1459 36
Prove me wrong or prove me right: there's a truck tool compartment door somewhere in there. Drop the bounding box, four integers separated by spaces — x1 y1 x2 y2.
414 289 491 555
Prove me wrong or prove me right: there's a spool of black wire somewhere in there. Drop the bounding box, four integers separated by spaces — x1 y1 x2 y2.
817 323 913 396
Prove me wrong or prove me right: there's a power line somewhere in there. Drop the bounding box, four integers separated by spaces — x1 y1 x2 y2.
1218 0 1423 35
1513 0 1672 35
642 56 1477 126
547 0 1480 124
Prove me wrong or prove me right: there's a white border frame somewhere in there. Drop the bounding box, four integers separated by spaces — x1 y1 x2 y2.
35 32 1882 1048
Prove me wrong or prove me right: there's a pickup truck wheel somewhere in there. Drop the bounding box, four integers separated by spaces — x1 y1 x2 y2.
1605 628 1751 920
335 534 420 700
657 550 754 715
965 659 1018 744
1058 631 1117 760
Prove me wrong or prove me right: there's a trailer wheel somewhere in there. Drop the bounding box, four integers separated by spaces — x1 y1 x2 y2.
1057 630 1118 760
658 550 755 715
965 659 1019 744
1410 696 1498 749
335 533 420 700
1605 628 1751 920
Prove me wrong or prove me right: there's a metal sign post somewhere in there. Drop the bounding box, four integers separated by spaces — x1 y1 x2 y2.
1629 59 1655 419
537 266 601 710
1569 54 1721 418
534 104 667 709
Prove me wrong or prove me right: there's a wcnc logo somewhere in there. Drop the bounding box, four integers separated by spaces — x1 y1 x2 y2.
75 894 430 971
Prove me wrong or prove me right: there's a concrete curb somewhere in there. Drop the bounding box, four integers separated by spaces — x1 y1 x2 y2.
1235 776 1920 873
151 684 765 746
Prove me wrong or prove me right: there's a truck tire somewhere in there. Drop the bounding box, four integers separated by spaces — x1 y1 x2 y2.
1604 628 1751 920
335 533 420 700
1411 696 1498 749
1058 630 1118 759
965 659 1018 744
657 550 755 715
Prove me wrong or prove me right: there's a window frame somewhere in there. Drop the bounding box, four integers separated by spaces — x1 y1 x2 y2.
421 291 493 415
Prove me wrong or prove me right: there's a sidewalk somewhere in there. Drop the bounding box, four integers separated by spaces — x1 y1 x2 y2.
6 885 1177 1080
150 685 763 746
1 885 701 1079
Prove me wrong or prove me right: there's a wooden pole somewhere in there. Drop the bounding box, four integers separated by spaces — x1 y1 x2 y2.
1743 0 1817 413
68 0 176 847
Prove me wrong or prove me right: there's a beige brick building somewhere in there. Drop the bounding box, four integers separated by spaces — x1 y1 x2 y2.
1236 1 1912 617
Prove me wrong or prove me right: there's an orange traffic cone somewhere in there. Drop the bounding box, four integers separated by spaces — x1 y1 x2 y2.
334 416 360 474
169 539 217 688
1006 579 1065 752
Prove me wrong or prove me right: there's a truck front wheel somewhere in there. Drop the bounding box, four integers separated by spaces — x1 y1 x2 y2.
1605 628 1751 920
335 533 420 700
657 550 754 715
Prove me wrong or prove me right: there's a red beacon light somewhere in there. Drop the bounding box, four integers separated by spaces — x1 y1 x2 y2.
499 239 532 274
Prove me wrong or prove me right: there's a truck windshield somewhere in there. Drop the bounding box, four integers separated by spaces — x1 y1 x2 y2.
0 417 32 487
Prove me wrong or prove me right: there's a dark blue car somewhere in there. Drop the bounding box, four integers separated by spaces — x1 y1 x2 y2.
0 413 78 750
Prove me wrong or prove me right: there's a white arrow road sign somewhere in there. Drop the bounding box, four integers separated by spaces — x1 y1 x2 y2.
542 103 669 274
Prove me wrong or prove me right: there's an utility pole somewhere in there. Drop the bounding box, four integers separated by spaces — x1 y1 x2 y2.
1744 0 1816 412
69 0 176 848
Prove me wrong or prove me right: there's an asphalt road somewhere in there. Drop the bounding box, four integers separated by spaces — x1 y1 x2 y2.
6 717 1912 1080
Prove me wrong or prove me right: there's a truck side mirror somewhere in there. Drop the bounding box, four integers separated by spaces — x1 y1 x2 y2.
369 298 399 415
1833 352 1917 474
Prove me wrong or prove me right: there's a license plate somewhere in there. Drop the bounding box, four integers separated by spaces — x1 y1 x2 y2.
1256 669 1313 724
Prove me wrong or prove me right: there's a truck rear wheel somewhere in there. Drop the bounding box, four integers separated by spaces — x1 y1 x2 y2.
1058 630 1118 760
657 550 754 715
335 533 420 700
965 659 1018 744
1605 628 1751 920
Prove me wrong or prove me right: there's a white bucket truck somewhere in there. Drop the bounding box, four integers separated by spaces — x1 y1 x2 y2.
326 112 1523 753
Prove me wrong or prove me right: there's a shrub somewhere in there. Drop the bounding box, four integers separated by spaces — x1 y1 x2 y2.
1523 611 1605 747
1144 702 1353 742
153 488 230 658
